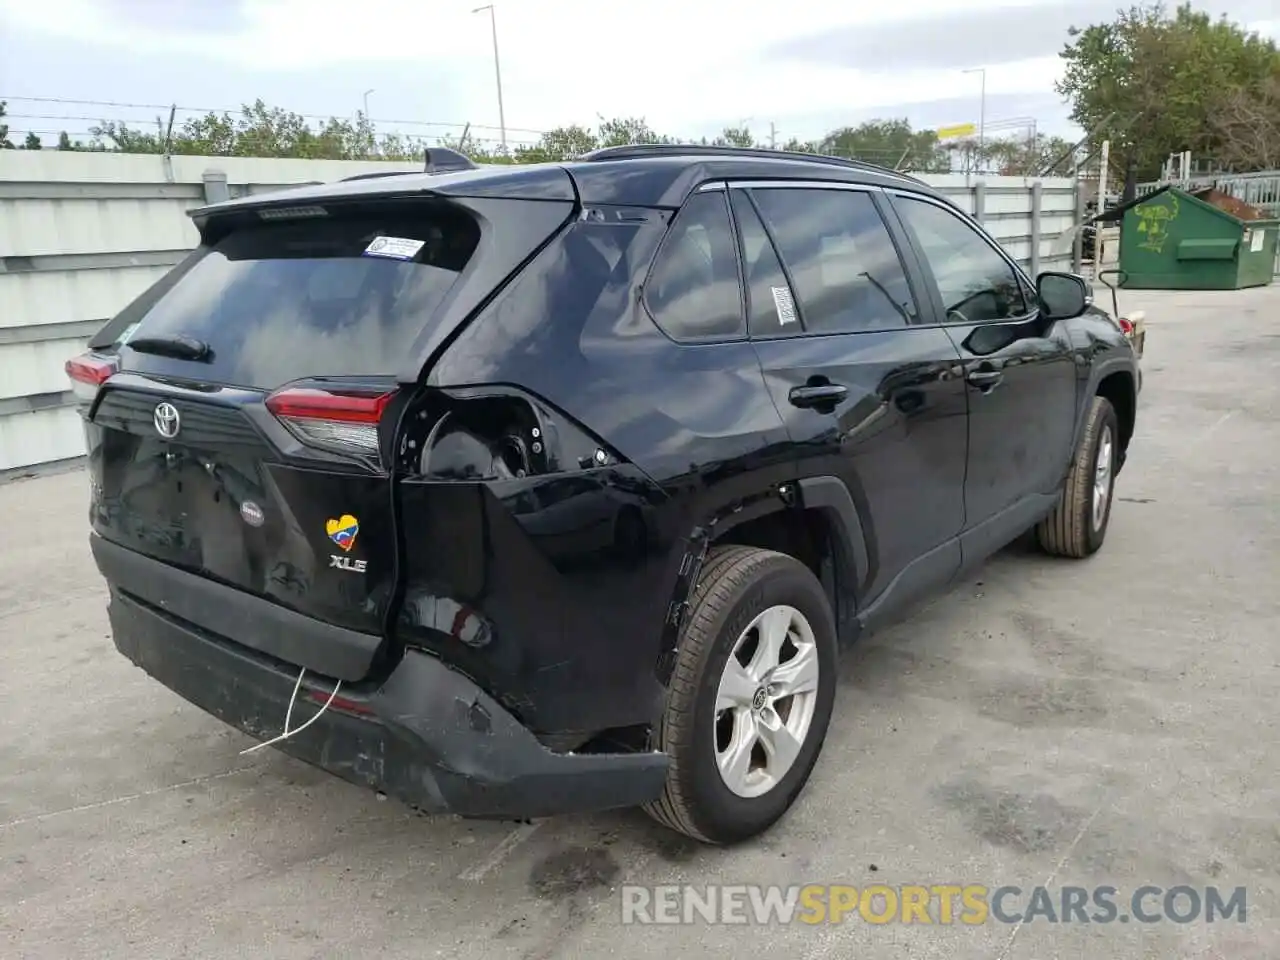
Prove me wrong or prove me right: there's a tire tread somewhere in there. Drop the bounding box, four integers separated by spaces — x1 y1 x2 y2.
644 545 798 843
1036 395 1114 558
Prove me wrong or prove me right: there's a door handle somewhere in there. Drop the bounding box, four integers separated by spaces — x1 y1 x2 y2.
789 383 848 409
965 367 1004 391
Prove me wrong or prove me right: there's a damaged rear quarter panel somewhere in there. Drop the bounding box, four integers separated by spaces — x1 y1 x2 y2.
409 209 793 737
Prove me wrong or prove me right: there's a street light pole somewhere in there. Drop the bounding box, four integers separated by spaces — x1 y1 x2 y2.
473 4 507 152
363 88 374 120
963 67 986 173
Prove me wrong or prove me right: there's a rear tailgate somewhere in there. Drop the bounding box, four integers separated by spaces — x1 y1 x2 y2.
78 187 575 681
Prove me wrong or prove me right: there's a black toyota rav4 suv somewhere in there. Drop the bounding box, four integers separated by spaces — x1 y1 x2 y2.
69 145 1140 844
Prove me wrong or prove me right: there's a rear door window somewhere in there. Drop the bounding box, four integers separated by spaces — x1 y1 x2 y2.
109 202 481 389
750 188 916 334
730 190 798 338
645 191 745 341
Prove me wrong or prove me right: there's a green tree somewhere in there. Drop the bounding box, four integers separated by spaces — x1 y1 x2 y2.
66 98 991 176
513 124 599 163
23 131 42 149
984 132 1079 176
1207 66 1280 171
56 131 99 151
596 116 671 148
712 125 756 148
819 119 949 172
0 101 14 149
1057 2 1280 179
90 118 165 153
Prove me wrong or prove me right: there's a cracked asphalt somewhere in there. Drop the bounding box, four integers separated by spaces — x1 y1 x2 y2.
2 286 1278 959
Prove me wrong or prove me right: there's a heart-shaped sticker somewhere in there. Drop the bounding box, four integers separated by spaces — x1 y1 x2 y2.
325 514 360 552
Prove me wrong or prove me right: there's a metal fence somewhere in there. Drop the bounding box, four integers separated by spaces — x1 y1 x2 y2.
0 150 1079 477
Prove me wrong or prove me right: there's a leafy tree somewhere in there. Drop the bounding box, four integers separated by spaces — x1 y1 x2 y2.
23 131 41 149
595 116 672 148
56 131 99 151
983 133 1079 176
1057 2 1280 179
778 136 819 154
1207 68 1280 171
819 119 949 172
712 126 756 148
63 99 1031 180
88 100 425 161
0 101 14 149
512 123 598 163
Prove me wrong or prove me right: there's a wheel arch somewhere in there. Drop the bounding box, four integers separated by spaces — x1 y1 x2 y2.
1095 368 1137 460
657 477 867 683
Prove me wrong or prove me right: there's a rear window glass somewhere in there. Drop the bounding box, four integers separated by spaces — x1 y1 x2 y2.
114 203 480 389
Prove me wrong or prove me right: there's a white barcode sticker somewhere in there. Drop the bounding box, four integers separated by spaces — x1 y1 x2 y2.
771 285 798 326
363 236 425 260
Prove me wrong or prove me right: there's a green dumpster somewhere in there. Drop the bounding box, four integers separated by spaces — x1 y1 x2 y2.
1110 185 1278 290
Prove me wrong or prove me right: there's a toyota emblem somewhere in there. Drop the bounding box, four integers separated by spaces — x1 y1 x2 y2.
153 402 181 439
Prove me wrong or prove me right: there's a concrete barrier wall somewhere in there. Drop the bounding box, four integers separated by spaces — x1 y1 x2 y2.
0 150 1078 475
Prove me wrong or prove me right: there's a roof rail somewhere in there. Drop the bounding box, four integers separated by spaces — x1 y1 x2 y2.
580 143 925 183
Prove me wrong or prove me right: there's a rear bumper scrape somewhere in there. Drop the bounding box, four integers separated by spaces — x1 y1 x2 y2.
102 557 670 819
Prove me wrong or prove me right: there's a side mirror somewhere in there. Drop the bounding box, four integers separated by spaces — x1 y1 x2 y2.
1036 271 1089 321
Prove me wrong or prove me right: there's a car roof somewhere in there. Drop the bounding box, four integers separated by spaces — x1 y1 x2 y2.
189 146 945 223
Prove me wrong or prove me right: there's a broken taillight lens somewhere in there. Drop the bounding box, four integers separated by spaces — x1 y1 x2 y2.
265 386 396 459
65 353 118 404
1118 317 1135 336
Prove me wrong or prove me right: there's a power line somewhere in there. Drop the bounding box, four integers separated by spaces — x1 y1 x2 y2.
0 95 545 136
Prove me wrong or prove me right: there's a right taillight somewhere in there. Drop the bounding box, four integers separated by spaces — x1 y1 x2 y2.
1117 317 1134 335
65 353 118 404
265 386 396 459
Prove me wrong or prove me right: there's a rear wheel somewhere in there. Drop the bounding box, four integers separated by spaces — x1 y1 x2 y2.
1036 395 1119 558
644 545 837 844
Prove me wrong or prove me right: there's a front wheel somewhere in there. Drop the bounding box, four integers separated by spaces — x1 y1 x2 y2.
644 545 837 844
1036 395 1119 558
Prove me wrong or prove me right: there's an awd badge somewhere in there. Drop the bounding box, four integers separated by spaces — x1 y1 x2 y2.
326 514 367 573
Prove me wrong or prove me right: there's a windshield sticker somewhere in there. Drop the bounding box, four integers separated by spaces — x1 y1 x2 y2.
771 285 798 326
363 236 425 261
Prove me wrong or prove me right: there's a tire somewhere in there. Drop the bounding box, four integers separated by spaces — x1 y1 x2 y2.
1036 395 1119 558
644 545 838 844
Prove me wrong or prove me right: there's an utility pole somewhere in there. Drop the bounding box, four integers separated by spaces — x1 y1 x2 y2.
473 5 507 151
770 122 777 150
963 67 986 172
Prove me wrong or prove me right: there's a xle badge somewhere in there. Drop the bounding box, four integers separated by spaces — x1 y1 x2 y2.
326 514 367 574
330 555 368 573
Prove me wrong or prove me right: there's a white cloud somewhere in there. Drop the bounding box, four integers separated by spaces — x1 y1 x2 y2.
0 0 1264 142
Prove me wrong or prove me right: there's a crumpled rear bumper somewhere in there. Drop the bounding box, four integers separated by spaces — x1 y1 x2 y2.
101 541 670 819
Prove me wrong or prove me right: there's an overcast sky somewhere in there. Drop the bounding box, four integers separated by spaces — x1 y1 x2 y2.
1 0 1277 150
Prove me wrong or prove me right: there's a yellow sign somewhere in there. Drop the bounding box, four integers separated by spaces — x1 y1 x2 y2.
936 123 977 140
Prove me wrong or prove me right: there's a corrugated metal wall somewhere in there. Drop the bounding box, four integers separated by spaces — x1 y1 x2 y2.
0 151 1078 476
